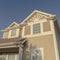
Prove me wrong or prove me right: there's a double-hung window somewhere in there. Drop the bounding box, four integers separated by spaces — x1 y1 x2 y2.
30 48 43 60
2 54 7 60
33 23 40 34
8 54 15 60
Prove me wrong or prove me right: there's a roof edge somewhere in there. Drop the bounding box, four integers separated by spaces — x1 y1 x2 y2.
20 10 56 25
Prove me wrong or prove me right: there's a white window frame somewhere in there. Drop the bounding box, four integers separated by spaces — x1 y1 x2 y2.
8 28 19 38
22 20 52 38
0 53 19 60
33 23 40 34
30 48 44 60
11 28 16 37
1 54 7 60
8 54 16 60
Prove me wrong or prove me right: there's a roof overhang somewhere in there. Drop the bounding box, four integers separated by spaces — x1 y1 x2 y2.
0 38 27 49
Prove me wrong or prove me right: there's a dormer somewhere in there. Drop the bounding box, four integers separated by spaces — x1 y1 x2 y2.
2 22 20 39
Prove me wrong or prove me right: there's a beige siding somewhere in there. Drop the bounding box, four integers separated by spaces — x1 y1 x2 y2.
43 22 51 32
23 34 56 60
3 31 9 38
24 26 31 35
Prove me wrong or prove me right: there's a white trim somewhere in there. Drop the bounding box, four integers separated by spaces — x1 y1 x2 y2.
15 54 17 60
33 23 40 34
50 20 59 60
31 48 44 60
41 22 43 33
20 10 56 25
7 22 19 29
22 31 52 38
0 52 18 60
0 42 19 48
6 55 8 60
7 53 17 60
8 28 19 38
0 42 17 46
22 20 53 38
0 46 18 49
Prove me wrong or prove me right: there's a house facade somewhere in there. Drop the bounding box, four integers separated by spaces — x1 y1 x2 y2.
0 10 60 60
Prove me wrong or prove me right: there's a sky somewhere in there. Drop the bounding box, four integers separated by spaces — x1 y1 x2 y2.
0 0 60 29
0 0 60 37
0 0 60 56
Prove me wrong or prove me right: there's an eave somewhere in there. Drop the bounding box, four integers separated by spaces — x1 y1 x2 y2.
0 37 27 48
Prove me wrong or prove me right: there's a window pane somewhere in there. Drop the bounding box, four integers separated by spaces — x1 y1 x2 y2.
11 29 16 36
2 55 7 60
8 54 15 60
33 23 40 34
31 48 42 60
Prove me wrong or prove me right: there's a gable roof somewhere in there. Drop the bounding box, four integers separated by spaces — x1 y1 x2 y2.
0 10 57 32
7 22 19 29
20 10 56 25
1 22 19 31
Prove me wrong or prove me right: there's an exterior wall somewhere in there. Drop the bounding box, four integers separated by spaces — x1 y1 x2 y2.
21 18 56 60
3 31 9 38
22 19 52 38
3 28 20 39
8 28 20 38
3 23 20 38
43 21 51 32
50 20 59 60
26 34 56 60
24 26 31 35
54 21 60 59
21 17 59 60
24 34 56 60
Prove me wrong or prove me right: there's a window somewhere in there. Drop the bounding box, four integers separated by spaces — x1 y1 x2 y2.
33 23 40 34
30 48 43 60
11 29 16 36
8 54 15 60
0 53 18 60
43 22 51 32
24 26 31 35
2 55 7 60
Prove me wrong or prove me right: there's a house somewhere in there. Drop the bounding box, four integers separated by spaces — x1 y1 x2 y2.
0 10 60 60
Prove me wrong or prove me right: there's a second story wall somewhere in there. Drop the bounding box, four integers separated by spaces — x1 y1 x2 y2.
8 28 20 38
3 31 9 38
2 10 56 39
21 12 53 38
3 22 20 39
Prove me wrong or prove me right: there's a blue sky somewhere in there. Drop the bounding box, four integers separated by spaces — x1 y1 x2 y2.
0 0 60 29
0 0 60 37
